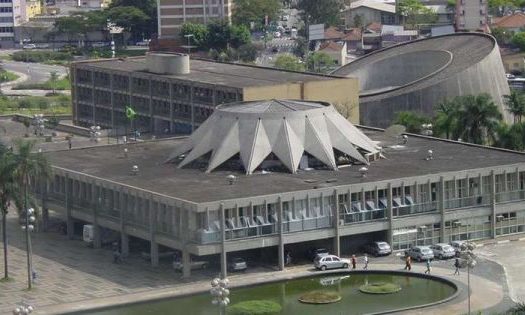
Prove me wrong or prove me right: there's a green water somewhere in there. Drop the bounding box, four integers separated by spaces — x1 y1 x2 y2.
86 273 456 315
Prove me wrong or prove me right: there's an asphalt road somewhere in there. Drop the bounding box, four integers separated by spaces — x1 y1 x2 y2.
2 60 68 84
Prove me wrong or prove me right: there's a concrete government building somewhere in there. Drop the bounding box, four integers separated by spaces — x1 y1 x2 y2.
36 99 525 278
70 53 359 135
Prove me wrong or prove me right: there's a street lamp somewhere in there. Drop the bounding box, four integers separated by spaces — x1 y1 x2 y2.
20 208 35 289
12 301 34 315
32 114 45 137
210 277 230 315
421 123 433 136
90 125 101 142
460 242 477 315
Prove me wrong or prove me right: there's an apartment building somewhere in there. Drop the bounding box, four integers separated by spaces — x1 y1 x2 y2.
157 0 232 39
0 0 24 48
455 0 488 32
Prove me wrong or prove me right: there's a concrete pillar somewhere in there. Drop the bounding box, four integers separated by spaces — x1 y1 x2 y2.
387 183 393 246
439 177 446 242
41 179 49 232
491 171 497 239
333 190 341 257
92 183 101 249
278 197 285 271
220 203 227 279
182 247 191 278
150 241 159 267
65 174 74 240
121 233 129 257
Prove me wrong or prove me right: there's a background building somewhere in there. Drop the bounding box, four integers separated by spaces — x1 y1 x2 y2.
157 0 232 39
70 53 359 135
455 0 488 32
344 0 396 27
0 0 24 48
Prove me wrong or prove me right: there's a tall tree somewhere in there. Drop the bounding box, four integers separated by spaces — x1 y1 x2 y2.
504 90 525 123
433 98 460 139
109 0 157 39
180 23 209 49
106 6 151 42
307 51 334 73
274 54 305 71
233 0 282 28
12 140 50 289
298 0 345 27
456 94 502 144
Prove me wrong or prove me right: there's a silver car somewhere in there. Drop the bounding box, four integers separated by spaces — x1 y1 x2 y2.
228 258 247 272
430 243 456 259
405 246 435 262
314 255 351 271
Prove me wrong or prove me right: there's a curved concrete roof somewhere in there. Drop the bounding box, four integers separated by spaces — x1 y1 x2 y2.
332 33 510 127
167 100 379 174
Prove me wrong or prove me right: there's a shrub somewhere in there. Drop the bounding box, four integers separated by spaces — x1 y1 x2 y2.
12 51 73 63
298 291 342 304
228 300 282 315
359 282 402 294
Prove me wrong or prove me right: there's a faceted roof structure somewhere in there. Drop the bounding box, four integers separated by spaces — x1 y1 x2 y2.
167 100 380 174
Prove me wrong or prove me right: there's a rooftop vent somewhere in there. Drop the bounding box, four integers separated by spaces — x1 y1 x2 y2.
146 52 190 75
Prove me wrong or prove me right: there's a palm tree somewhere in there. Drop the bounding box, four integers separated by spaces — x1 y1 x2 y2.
0 142 19 280
433 98 460 139
496 122 525 151
504 90 525 124
456 94 503 145
12 139 50 289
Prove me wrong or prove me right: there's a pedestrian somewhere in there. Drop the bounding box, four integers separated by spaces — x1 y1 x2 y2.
32 269 37 283
454 258 460 275
363 254 369 270
351 254 357 270
404 255 412 271
425 259 431 274
286 252 292 265
113 247 122 264
68 137 72 150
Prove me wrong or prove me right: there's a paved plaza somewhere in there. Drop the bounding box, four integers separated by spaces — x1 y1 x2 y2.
0 206 519 315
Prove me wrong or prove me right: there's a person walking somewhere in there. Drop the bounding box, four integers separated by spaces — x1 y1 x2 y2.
404 255 412 271
351 255 357 270
363 254 369 270
425 259 431 274
454 258 460 275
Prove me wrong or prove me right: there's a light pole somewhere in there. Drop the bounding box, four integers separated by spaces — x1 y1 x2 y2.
90 125 101 142
210 277 230 315
32 114 45 137
460 242 477 315
20 208 35 290
12 301 34 315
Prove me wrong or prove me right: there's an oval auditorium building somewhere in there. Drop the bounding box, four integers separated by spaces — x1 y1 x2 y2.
333 33 511 128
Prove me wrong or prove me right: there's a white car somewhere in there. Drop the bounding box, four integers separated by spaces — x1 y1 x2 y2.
314 255 350 271
273 31 281 38
22 44 36 50
430 243 456 259
91 42 108 48
173 259 208 272
136 39 151 46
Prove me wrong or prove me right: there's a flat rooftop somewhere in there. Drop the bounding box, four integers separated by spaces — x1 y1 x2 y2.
44 129 525 204
73 57 342 89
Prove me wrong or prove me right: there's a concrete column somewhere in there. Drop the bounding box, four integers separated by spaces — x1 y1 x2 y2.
92 183 101 249
220 203 227 279
121 233 129 257
374 186 379 207
119 188 127 254
65 174 74 240
387 183 393 246
439 177 446 242
278 197 285 271
491 171 497 239
333 190 340 257
149 78 154 134
149 197 158 267
190 84 195 132
182 247 191 278
150 241 159 267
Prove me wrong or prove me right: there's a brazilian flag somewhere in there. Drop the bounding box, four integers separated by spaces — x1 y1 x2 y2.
125 106 136 121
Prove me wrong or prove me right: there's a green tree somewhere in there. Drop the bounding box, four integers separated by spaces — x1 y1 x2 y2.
54 15 89 45
298 0 345 27
207 21 233 50
456 94 502 144
12 139 51 289
511 32 525 51
496 122 525 151
180 23 209 49
274 54 305 71
238 43 259 62
492 27 513 46
353 14 363 28
504 90 525 123
106 6 150 41
397 0 438 29
109 0 157 40
49 71 59 95
233 0 282 28
229 24 251 48
433 98 460 139
306 51 334 73
394 111 431 133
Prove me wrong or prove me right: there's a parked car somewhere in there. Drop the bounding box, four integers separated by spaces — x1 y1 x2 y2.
363 241 392 257
136 39 151 46
314 255 351 271
308 248 330 261
91 42 109 48
405 246 435 262
430 243 456 259
449 240 466 257
173 259 208 272
35 43 50 49
273 31 281 38
22 44 36 50
141 250 175 261
228 257 247 272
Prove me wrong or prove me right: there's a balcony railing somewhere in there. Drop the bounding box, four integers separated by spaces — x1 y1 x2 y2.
342 209 386 224
496 190 525 203
393 202 438 217
444 195 490 209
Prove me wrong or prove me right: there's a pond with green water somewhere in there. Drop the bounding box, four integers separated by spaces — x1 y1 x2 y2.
83 272 456 315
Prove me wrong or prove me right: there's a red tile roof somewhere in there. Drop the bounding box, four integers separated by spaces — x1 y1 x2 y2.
319 41 345 52
342 28 362 41
367 22 382 33
324 26 345 40
492 13 525 29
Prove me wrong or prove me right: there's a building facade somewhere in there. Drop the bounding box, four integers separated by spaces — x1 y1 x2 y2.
455 0 488 32
0 0 25 48
157 0 232 39
70 53 360 135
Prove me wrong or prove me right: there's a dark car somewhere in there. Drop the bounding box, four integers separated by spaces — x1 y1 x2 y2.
363 241 392 257
308 248 330 261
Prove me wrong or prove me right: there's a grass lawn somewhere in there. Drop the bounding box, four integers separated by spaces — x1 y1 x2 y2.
0 70 19 83
0 95 71 115
13 76 70 91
